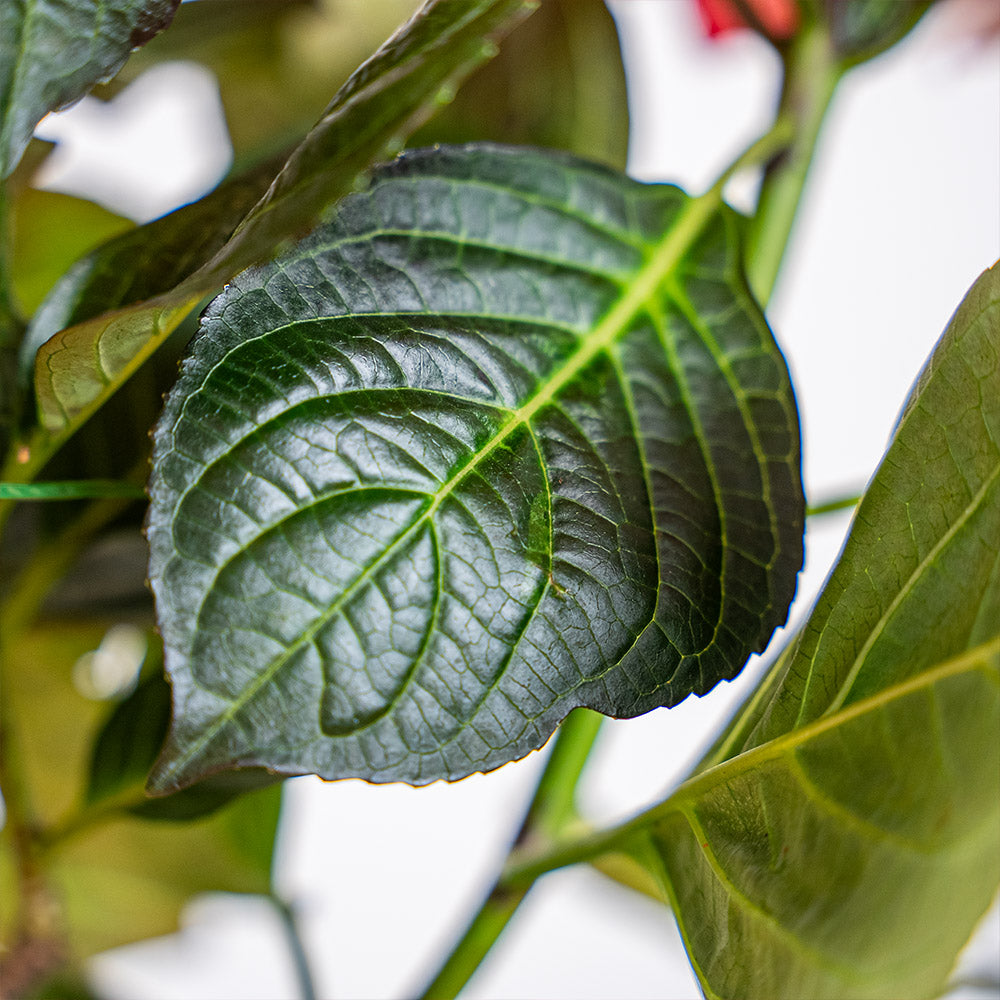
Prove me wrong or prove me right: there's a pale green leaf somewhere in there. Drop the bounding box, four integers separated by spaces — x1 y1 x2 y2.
0 623 281 959
146 144 803 793
621 263 1000 1000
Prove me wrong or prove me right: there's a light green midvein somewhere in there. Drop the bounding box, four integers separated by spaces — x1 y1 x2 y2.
161 123 800 787
159 186 730 787
820 459 1000 718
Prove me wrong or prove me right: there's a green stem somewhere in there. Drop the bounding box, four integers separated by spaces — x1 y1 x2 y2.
269 894 319 1000
806 490 861 517
0 479 147 501
745 17 842 304
418 709 604 1000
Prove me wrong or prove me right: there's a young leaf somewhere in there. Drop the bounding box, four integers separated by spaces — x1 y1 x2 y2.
146 144 803 793
621 263 1000 1000
25 0 535 439
0 0 180 178
824 0 935 64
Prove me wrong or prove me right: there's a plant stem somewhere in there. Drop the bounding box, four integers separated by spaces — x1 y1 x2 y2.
0 479 147 501
806 490 861 517
418 708 604 1000
745 17 842 304
269 894 319 1000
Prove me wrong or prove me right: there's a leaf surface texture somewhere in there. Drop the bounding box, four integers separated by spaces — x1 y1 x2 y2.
27 0 533 436
147 144 803 791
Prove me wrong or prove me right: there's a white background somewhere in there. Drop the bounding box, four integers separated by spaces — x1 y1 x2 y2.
33 1 1000 997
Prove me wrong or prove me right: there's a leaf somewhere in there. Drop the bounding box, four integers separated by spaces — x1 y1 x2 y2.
9 188 131 316
87 670 280 821
411 0 629 168
622 264 1000 999
0 0 180 178
0 622 281 958
95 0 423 161
146 143 803 793
823 0 935 64
26 0 536 438
47 784 280 955
17 157 279 385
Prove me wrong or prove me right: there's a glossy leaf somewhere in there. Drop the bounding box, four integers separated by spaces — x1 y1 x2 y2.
146 143 803 793
27 0 535 438
0 0 180 178
623 264 1000 1000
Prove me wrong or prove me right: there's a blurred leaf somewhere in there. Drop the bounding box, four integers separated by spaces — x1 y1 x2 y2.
412 0 629 167
0 622 281 959
96 0 419 163
48 785 280 956
824 0 935 63
10 189 131 316
145 144 802 791
26 0 536 441
17 158 277 384
87 669 280 820
619 264 1000 999
0 0 181 178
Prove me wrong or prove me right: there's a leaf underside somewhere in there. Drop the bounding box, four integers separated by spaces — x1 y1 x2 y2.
147 144 803 793
0 0 180 178
632 263 1000 1000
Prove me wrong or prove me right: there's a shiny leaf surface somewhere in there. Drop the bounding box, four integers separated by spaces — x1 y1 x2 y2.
147 144 803 792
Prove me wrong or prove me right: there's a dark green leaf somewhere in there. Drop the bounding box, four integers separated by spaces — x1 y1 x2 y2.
622 264 1000 1000
0 0 180 178
26 0 535 439
87 670 280 820
146 144 803 792
824 0 935 64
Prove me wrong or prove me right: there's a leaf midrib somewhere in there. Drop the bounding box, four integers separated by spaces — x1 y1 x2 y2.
653 634 1000 819
809 458 1000 722
156 187 725 787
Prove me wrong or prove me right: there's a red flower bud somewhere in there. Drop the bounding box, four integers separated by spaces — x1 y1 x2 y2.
695 0 800 40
